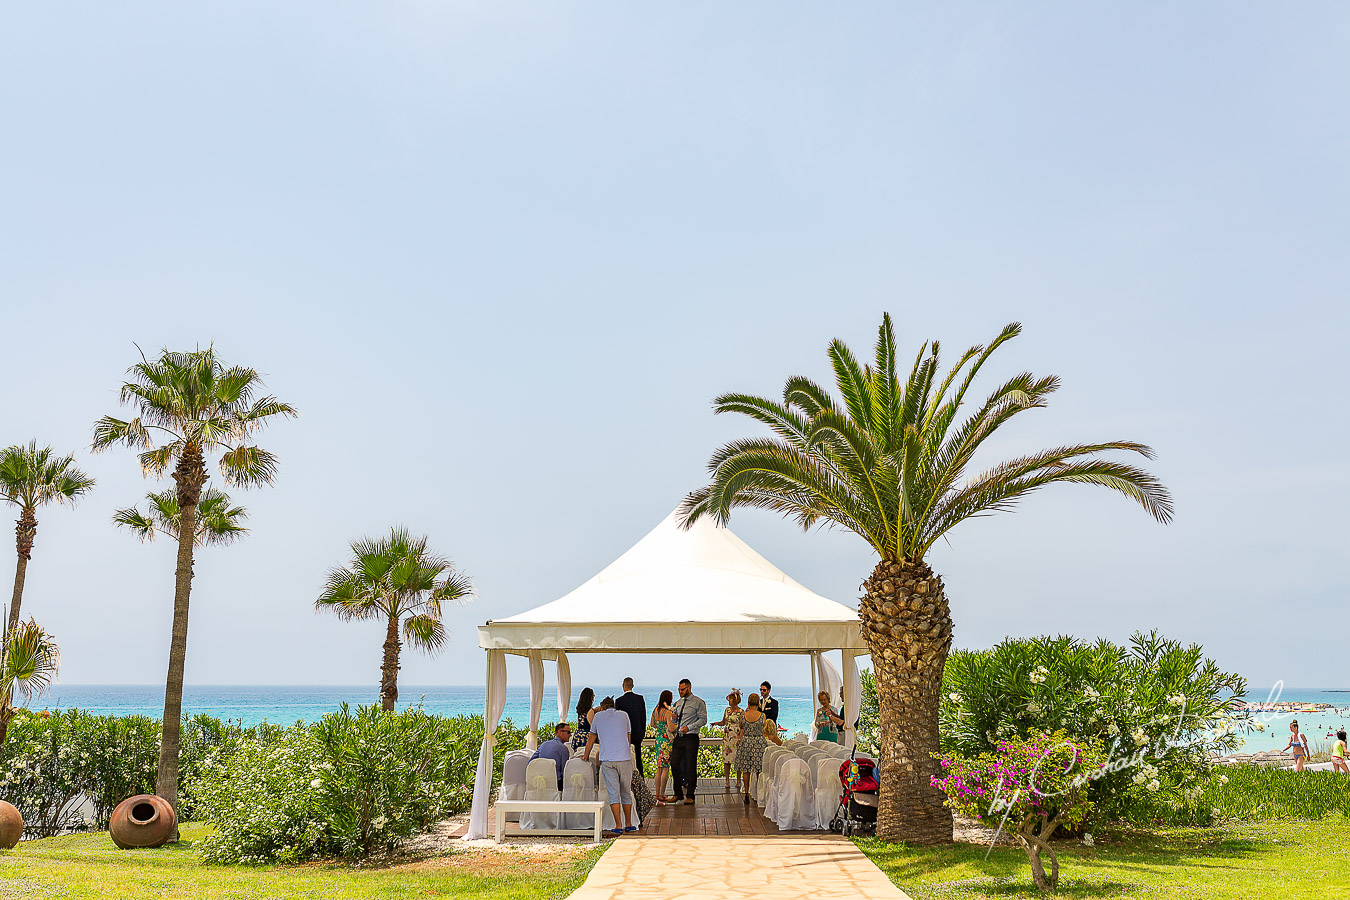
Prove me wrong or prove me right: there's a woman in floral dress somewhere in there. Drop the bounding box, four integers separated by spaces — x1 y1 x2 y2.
650 689 676 803
712 690 744 791
735 693 768 803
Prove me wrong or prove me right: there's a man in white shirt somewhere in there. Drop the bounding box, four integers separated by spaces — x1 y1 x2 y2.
583 696 637 836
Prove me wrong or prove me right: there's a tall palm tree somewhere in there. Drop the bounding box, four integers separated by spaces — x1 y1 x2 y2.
91 347 296 816
316 528 473 710
0 442 96 639
0 617 61 744
113 488 250 546
680 314 1172 844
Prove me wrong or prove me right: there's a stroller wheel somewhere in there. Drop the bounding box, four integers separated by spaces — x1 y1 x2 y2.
841 820 852 837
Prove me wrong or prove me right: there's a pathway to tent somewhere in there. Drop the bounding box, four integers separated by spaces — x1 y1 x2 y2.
569 832 911 900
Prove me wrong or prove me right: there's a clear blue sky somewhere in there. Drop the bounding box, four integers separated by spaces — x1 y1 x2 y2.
2 4 1345 697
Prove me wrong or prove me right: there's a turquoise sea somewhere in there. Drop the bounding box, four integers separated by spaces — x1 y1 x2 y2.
39 684 822 737
37 685 1350 754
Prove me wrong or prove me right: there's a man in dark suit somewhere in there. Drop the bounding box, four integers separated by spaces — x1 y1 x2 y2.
760 681 780 725
614 677 648 776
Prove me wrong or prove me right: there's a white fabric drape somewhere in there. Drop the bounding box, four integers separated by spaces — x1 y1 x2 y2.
556 651 572 723
466 650 509 839
818 653 843 707
526 651 545 751
808 652 820 740
843 650 861 749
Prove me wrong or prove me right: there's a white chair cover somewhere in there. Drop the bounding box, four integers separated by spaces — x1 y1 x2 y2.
813 756 841 829
801 750 825 785
829 744 850 757
500 750 532 822
560 758 596 829
765 750 794 819
758 747 785 806
520 758 561 830
771 757 816 831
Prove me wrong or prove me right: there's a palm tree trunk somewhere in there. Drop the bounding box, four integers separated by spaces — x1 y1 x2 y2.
858 556 954 845
379 614 401 711
7 507 37 639
157 447 206 821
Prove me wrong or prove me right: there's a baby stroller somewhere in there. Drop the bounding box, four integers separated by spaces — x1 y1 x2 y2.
828 750 879 837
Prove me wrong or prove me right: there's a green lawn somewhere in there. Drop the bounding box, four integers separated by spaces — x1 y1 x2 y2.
0 825 604 900
857 817 1350 899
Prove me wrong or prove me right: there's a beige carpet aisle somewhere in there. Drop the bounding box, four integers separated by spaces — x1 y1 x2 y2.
567 836 912 900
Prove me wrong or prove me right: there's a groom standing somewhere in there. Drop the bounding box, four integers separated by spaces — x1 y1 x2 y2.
669 678 707 805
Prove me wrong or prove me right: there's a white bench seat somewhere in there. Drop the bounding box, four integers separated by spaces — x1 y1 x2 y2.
493 799 608 843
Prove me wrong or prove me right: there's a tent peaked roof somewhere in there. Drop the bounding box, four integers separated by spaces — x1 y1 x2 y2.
479 510 866 654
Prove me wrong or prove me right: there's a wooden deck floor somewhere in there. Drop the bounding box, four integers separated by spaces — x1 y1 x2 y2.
638 782 828 838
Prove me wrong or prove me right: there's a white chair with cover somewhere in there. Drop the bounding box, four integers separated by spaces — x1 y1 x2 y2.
759 747 780 811
771 757 816 831
757 746 784 806
560 758 597 830
500 750 531 822
520 758 561 830
813 756 841 830
765 749 795 819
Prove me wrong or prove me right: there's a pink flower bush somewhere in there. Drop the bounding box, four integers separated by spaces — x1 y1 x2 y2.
931 730 1108 892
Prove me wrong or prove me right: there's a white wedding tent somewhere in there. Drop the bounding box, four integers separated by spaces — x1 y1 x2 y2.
465 509 868 839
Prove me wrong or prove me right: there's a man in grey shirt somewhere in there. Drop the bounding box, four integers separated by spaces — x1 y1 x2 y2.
669 678 707 804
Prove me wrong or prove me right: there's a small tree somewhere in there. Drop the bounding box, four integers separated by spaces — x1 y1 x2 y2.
316 529 473 710
0 442 95 638
0 618 61 743
931 731 1107 892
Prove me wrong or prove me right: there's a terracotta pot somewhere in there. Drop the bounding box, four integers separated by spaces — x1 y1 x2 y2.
110 794 176 849
0 801 22 849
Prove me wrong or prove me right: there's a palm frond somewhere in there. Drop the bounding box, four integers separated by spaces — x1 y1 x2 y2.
2 619 61 700
682 313 1171 560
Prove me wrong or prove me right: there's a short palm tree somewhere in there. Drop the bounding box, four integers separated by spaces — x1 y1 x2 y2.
113 487 249 546
92 347 296 815
0 617 61 744
680 314 1172 844
0 442 96 639
316 528 473 710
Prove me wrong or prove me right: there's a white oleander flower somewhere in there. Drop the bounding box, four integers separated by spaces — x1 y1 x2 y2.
1168 694 1186 707
948 693 961 703
1219 774 1228 785
1142 764 1158 779
310 778 322 789
1132 772 1147 785
1147 779 1161 792
1027 702 1043 715
1083 687 1100 700
371 815 388 830
1211 808 1221 818
1132 728 1148 744
1106 722 1120 736
1082 833 1094 847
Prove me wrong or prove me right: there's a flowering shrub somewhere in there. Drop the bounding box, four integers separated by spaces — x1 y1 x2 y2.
932 731 1108 892
938 631 1247 826
0 710 240 835
193 730 328 864
193 704 491 863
